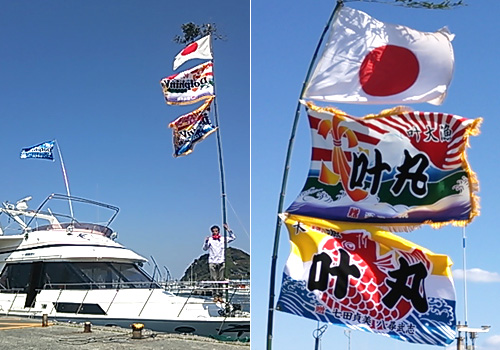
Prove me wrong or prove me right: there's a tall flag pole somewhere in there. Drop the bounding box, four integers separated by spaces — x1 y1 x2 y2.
207 31 230 301
162 31 229 299
54 140 74 218
266 2 345 349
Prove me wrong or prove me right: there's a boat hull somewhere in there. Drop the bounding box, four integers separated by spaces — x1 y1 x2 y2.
0 289 250 341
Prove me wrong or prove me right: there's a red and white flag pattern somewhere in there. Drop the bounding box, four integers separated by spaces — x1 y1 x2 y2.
304 7 455 105
173 35 213 70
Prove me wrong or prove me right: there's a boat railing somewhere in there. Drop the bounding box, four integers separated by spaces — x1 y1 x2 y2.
0 194 120 236
28 194 120 229
163 279 250 293
162 280 250 314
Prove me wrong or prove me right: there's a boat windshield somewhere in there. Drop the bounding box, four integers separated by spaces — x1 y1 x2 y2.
34 223 113 237
0 261 160 291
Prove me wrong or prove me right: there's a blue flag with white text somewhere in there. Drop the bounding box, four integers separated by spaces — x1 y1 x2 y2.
20 141 55 160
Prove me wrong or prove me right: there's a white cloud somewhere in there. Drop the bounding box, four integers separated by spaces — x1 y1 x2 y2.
481 335 500 350
452 268 500 282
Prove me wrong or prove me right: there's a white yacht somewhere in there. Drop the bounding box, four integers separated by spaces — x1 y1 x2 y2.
0 194 250 341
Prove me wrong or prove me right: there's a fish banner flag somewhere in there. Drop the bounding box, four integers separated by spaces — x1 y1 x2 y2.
160 62 214 106
169 97 217 157
173 34 212 71
276 213 456 346
20 140 55 160
286 102 481 229
303 6 455 105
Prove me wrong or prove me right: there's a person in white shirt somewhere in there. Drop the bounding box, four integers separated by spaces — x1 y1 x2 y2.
202 223 236 302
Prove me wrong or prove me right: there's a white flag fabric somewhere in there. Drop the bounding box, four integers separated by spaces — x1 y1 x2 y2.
160 62 214 105
173 35 213 71
304 7 455 105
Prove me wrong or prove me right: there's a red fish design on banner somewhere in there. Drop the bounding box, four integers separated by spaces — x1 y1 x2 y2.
286 102 481 228
160 62 214 105
276 214 456 346
168 97 217 157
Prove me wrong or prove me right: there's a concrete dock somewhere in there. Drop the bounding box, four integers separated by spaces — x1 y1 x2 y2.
0 316 250 350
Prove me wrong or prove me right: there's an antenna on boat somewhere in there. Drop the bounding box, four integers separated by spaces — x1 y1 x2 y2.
456 324 490 350
1 200 29 232
312 323 327 350
15 196 32 210
344 329 351 350
164 266 172 283
150 256 162 282
456 226 491 349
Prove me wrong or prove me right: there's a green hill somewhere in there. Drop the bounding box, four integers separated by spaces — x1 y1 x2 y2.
180 247 250 281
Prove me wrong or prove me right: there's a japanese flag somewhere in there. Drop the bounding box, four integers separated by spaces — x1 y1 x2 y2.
173 35 213 70
304 7 455 105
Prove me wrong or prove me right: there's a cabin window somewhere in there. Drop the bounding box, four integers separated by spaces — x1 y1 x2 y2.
0 264 32 291
112 263 155 284
75 262 156 288
0 262 156 291
43 263 90 289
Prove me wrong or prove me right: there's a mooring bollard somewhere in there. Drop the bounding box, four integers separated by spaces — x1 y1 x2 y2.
83 321 92 333
131 323 144 339
42 314 48 327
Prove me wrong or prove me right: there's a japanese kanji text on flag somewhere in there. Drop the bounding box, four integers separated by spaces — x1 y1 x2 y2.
286 102 481 228
168 97 217 157
303 6 455 105
276 213 456 346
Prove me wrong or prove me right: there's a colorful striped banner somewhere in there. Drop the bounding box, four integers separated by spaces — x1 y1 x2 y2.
286 102 481 229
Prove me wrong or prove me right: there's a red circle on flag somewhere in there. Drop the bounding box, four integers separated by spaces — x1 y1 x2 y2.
359 45 419 97
181 42 199 56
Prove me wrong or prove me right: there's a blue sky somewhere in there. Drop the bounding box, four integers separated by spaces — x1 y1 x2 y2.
0 1 249 280
252 1 500 350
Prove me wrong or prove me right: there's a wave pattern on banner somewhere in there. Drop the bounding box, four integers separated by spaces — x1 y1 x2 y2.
286 102 481 229
276 214 456 346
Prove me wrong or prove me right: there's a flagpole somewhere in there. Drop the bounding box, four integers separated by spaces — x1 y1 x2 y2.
266 2 344 350
54 140 74 219
208 32 230 302
462 226 468 325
